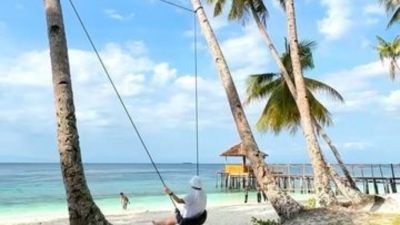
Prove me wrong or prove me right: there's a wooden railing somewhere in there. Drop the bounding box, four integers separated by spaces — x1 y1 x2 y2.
216 163 400 194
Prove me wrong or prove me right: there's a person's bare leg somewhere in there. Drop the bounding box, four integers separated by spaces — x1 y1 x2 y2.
152 215 177 225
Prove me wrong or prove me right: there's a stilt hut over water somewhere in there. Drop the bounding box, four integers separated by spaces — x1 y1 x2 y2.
217 143 268 190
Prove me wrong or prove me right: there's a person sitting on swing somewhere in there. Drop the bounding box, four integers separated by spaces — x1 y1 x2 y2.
152 176 207 225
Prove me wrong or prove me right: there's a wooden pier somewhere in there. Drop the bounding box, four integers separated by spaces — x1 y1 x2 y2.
216 163 400 195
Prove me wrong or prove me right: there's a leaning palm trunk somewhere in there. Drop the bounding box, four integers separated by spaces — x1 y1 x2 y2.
284 0 376 207
248 3 297 97
328 167 375 205
314 121 358 190
284 0 336 207
250 2 356 190
251 0 336 206
190 0 302 220
44 1 111 224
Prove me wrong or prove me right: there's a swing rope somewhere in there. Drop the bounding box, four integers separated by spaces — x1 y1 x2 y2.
158 0 200 176
193 8 199 176
66 0 200 208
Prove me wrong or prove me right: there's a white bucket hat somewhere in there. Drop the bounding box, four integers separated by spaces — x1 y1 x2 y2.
189 176 202 189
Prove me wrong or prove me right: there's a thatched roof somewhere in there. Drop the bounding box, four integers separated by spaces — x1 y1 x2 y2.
220 143 268 158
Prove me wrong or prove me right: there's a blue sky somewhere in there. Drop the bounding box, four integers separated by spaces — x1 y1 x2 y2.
0 0 399 164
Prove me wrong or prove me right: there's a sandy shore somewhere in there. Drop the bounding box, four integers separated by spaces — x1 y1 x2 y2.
5 203 279 225
5 194 400 225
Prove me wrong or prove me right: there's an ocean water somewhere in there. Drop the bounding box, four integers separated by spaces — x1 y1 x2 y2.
3 163 395 222
0 163 261 221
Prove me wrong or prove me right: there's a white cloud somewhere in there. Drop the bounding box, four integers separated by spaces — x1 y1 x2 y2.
383 90 400 114
321 61 387 112
0 41 231 132
321 60 400 119
0 50 52 87
104 9 134 21
318 0 352 40
152 63 177 86
127 41 148 56
342 142 372 150
363 3 385 26
324 61 386 92
174 75 224 96
363 3 385 16
220 26 269 81
117 74 146 97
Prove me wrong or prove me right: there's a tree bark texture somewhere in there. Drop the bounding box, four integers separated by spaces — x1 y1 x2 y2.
285 0 337 207
328 166 373 205
315 122 358 190
44 1 111 224
191 0 303 220
249 3 298 97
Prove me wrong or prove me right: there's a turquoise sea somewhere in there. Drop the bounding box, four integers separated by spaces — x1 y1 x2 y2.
0 163 263 221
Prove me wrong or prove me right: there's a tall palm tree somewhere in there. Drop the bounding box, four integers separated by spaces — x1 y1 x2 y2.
190 0 303 220
284 0 369 205
379 0 400 27
207 0 297 96
246 40 358 190
43 0 111 224
208 0 339 205
376 35 400 80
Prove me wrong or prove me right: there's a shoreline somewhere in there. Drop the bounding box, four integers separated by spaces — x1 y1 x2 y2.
3 194 399 225
1 193 311 225
3 202 280 225
0 191 311 225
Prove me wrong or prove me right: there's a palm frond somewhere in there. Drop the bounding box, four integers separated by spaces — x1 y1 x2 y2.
247 38 338 135
376 36 400 80
282 39 316 72
307 90 333 127
388 6 400 27
250 0 269 26
245 73 280 104
229 0 249 23
304 78 344 103
209 0 226 17
379 0 399 12
276 0 286 11
255 84 300 134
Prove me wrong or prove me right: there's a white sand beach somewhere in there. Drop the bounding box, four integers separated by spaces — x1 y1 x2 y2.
5 194 400 225
3 203 279 225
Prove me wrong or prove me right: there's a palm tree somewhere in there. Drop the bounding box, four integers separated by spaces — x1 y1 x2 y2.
246 40 340 133
190 0 303 220
284 0 369 205
43 0 111 224
376 35 400 80
379 0 400 27
246 40 359 190
208 0 339 205
207 0 297 97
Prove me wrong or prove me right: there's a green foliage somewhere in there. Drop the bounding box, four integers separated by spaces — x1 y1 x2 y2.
376 36 400 80
251 217 281 225
245 40 344 134
379 0 400 27
206 0 268 25
305 197 316 209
